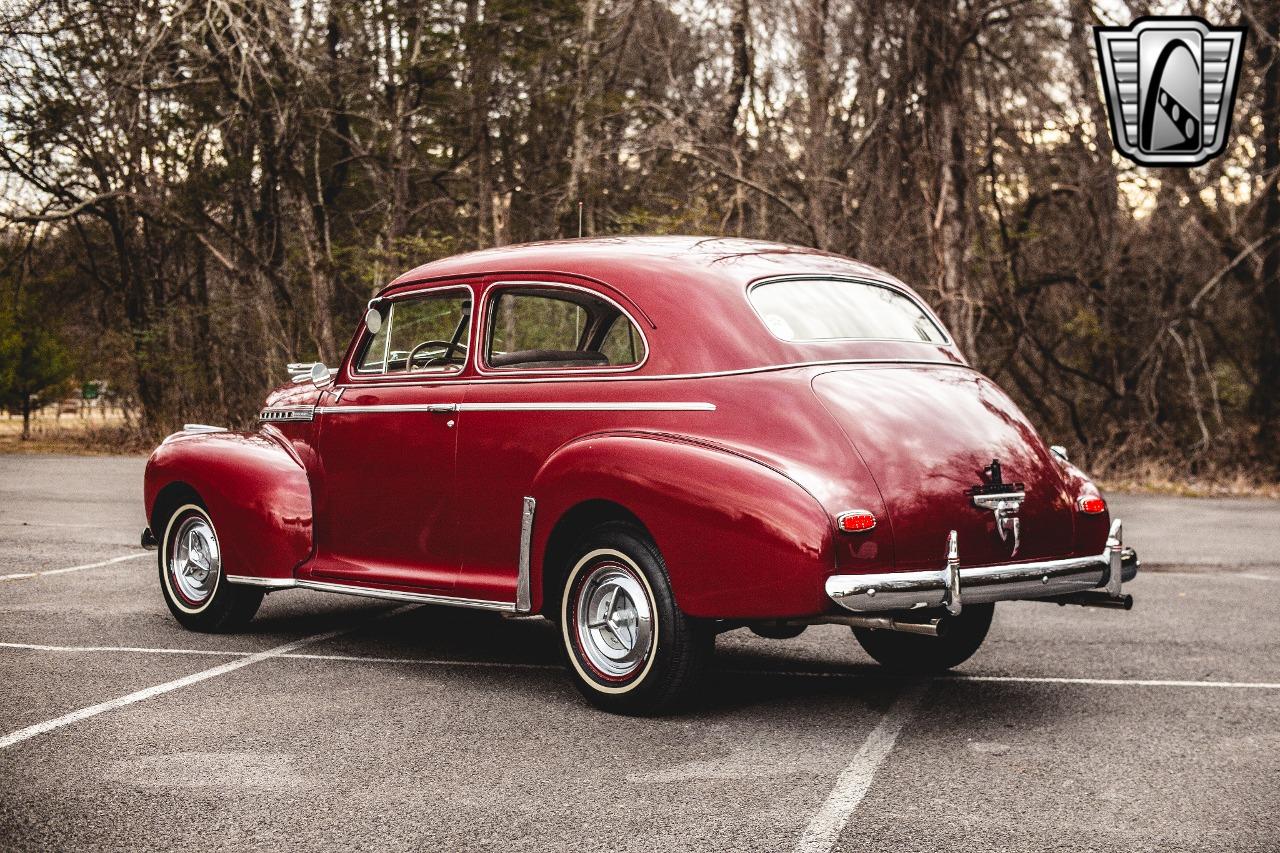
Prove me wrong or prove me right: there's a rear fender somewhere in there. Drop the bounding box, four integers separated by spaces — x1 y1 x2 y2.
530 432 835 619
144 429 312 581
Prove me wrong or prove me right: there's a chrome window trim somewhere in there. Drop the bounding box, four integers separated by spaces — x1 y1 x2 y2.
746 274 952 347
474 280 650 377
516 496 536 613
350 283 476 381
325 357 973 389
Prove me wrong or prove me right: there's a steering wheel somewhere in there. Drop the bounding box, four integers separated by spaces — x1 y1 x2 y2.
407 339 468 369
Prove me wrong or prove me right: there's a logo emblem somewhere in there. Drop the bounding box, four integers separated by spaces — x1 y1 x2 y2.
1094 16 1246 167
968 459 1024 556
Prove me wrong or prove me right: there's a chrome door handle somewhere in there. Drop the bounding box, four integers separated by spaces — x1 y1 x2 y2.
424 404 458 413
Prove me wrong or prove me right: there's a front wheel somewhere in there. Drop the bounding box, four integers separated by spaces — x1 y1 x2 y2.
158 503 263 632
560 522 713 715
853 603 994 673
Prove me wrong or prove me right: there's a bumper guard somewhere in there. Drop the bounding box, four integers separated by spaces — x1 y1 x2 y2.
826 519 1138 615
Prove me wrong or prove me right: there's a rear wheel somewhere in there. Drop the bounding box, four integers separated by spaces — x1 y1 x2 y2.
158 503 263 632
853 603 994 673
560 522 713 715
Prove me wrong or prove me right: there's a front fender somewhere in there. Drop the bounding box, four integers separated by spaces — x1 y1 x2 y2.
144 429 312 581
530 432 835 619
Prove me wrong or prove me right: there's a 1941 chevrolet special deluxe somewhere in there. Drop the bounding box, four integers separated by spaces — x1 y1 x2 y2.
142 236 1138 714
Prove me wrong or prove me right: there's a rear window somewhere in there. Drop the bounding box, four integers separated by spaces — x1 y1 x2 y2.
748 278 946 343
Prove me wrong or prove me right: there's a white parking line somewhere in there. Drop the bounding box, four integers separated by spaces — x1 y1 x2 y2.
5 642 1280 689
951 673 1280 690
793 681 928 853
0 605 417 750
0 552 149 582
0 642 246 657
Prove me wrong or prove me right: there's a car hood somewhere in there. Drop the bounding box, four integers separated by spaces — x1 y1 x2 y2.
811 365 1077 570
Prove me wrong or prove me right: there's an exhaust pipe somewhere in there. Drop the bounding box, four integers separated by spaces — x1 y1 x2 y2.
1039 590 1134 610
785 614 947 637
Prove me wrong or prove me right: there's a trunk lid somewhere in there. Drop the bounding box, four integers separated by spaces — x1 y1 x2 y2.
812 365 1076 570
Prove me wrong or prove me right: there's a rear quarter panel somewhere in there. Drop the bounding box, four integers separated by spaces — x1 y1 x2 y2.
529 432 835 618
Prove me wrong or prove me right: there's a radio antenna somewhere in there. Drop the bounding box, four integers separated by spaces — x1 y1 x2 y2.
577 201 584 238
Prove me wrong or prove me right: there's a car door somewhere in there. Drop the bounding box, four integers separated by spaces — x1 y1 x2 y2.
308 285 473 591
452 280 650 603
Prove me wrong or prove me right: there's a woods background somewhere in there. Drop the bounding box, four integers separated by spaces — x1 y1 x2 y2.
0 0 1277 481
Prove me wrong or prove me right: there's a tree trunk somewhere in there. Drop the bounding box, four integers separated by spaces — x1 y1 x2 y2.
799 0 832 249
466 0 495 247
923 8 973 358
564 0 598 236
21 393 31 440
1254 7 1280 469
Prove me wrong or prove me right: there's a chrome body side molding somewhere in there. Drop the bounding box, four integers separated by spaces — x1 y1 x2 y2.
826 519 1138 614
459 401 716 412
517 496 536 613
315 402 716 414
223 575 297 589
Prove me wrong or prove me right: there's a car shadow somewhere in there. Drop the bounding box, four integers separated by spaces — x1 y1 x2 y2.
248 601 1082 720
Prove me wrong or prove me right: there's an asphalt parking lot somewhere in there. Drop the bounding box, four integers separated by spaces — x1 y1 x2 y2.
1 455 1278 852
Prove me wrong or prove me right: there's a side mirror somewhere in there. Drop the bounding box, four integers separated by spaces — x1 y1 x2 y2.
364 306 383 335
310 362 332 388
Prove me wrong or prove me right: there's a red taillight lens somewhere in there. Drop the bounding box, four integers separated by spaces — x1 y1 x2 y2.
1077 496 1106 514
837 510 877 533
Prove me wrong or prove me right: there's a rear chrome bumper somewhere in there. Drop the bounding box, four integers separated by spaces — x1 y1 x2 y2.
826 519 1138 615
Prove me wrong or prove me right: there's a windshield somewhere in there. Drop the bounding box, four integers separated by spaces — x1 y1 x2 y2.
748 278 946 344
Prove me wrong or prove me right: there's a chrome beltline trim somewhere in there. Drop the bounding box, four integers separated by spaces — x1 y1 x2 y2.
225 574 517 612
315 402 716 414
516 496 536 613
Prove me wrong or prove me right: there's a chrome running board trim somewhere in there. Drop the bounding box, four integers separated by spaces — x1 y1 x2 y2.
224 575 518 612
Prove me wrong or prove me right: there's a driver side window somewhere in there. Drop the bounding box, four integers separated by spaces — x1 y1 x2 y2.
357 288 471 375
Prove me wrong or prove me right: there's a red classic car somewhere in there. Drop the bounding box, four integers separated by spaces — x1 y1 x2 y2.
142 236 1138 714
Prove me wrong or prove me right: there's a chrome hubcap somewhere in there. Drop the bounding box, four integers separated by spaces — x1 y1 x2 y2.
170 515 220 605
575 564 653 679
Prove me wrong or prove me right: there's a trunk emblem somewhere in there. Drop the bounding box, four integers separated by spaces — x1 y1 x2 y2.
968 459 1025 556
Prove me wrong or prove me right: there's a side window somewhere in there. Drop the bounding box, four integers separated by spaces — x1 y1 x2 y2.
485 286 644 370
599 316 641 365
357 289 471 375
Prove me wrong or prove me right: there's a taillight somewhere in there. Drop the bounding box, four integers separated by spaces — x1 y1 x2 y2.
1077 496 1106 514
837 510 877 533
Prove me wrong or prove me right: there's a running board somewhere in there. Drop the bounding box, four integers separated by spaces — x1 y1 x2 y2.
224 575 516 613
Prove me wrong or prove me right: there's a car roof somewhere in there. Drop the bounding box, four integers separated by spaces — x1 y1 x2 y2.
377 235 962 375
383 235 901 299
